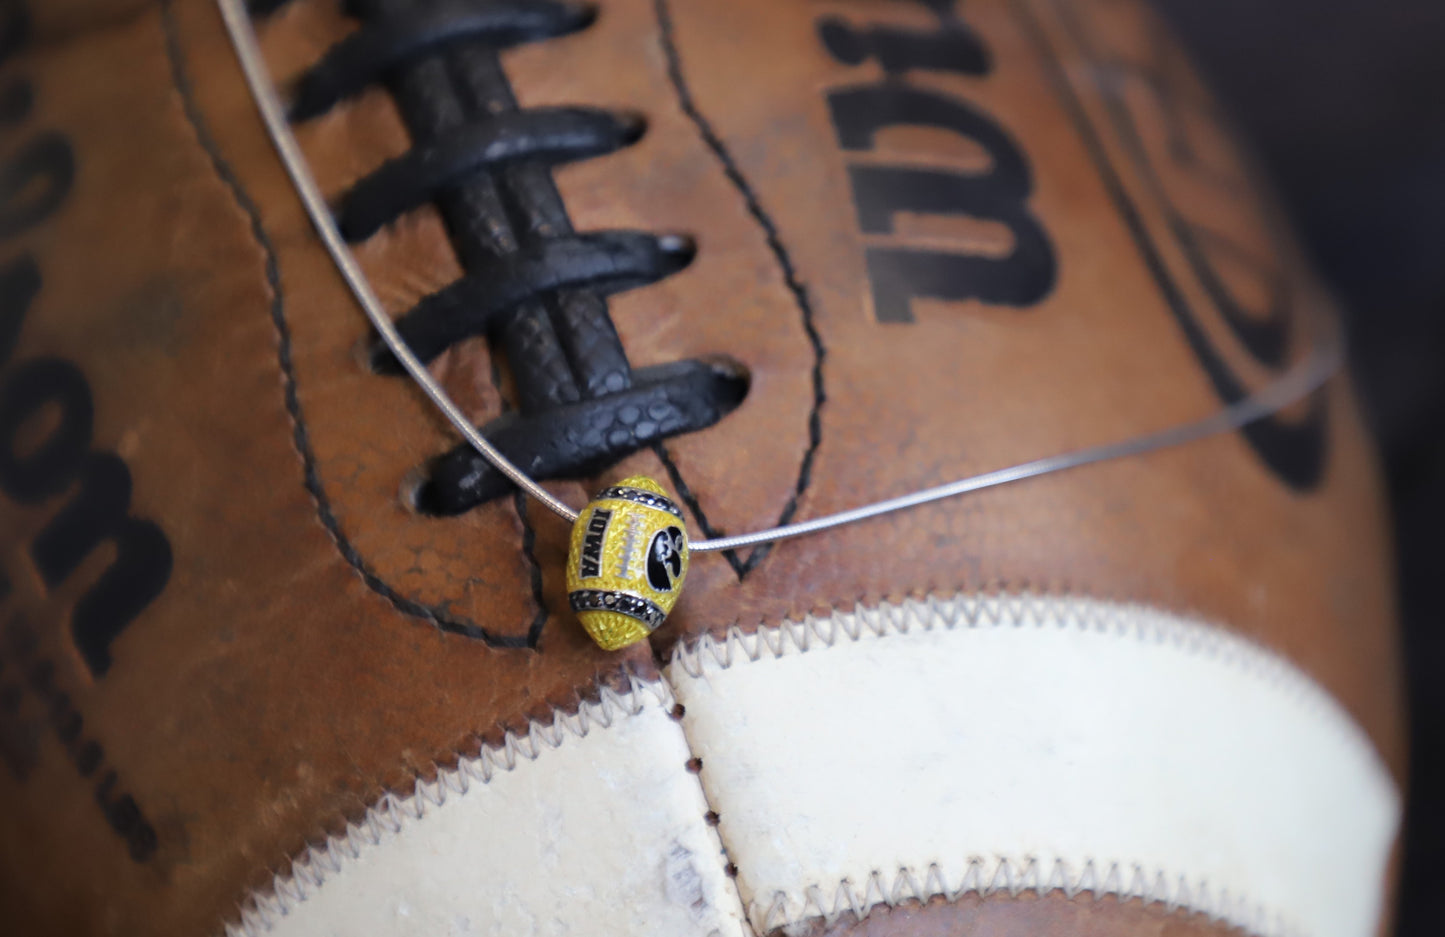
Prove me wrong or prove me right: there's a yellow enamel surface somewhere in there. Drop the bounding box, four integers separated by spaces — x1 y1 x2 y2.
566 475 689 650
574 612 652 652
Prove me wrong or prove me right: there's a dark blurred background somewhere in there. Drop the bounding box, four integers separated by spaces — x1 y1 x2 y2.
1151 1 1445 933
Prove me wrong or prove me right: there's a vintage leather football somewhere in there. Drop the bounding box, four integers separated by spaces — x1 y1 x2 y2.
0 0 1402 936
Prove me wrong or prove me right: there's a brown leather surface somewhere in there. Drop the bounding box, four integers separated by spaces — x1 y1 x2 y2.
784 891 1258 937
0 3 654 934
788 851 1403 937
0 0 1403 935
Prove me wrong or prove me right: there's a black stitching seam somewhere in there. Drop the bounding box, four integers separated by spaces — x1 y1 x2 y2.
652 0 827 579
159 0 536 649
512 490 549 645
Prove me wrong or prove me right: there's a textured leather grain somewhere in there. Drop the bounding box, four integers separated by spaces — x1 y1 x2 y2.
0 0 1402 934
791 892 1272 937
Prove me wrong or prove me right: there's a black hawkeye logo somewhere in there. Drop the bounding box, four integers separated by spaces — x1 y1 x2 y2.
645 527 685 592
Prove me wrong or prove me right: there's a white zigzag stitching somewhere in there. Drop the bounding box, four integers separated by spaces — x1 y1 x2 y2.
224 595 1377 937
758 857 1300 937
221 673 676 937
669 592 1333 726
665 592 1388 937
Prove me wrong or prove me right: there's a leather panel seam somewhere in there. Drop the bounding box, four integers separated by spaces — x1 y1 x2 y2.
753 858 1301 937
651 0 827 581
158 0 535 647
219 674 685 936
666 591 1393 780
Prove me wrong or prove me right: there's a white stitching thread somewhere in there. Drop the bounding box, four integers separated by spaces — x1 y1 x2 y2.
668 593 1338 731
221 673 676 937
672 593 1296 679
224 595 1385 937
759 857 1298 937
663 593 1392 937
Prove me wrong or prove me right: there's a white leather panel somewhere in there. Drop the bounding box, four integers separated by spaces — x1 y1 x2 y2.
229 682 748 937
666 595 1400 937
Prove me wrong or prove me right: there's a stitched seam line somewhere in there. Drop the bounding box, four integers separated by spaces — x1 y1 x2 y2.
513 490 550 645
666 700 751 937
663 594 1396 937
159 0 533 647
219 675 677 937
756 857 1306 937
652 0 827 580
666 592 1389 768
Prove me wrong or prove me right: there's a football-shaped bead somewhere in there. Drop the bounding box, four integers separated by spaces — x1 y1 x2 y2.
566 476 689 649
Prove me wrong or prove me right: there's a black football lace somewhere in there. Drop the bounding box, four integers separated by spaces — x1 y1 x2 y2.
252 0 748 515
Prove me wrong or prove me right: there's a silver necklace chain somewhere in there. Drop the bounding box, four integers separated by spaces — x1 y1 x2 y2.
218 0 1341 554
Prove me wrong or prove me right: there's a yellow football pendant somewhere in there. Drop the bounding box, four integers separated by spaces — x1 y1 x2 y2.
566 475 689 650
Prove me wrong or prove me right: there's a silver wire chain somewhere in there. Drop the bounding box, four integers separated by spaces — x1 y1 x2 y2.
217 0 1341 554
